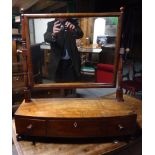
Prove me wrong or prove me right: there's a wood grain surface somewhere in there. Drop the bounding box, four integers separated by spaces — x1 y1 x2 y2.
15 96 137 118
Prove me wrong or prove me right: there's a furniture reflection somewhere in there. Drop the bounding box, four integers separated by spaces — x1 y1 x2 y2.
80 65 96 82
40 43 51 78
78 45 102 82
30 44 45 83
99 45 115 64
96 64 114 83
78 46 102 65
30 43 54 84
31 43 116 84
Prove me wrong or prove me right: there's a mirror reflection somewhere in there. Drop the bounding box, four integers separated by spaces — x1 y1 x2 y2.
28 17 118 84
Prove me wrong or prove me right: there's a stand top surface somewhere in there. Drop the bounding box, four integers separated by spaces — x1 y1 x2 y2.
15 94 141 123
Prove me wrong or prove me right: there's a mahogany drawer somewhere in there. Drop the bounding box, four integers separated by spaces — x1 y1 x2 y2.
46 115 137 138
102 116 137 137
47 119 107 137
15 118 46 137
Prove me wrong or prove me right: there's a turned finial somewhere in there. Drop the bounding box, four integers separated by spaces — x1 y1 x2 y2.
120 7 124 13
20 8 24 15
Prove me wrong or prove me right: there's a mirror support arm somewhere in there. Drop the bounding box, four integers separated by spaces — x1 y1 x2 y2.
116 7 124 102
116 51 124 102
21 8 31 102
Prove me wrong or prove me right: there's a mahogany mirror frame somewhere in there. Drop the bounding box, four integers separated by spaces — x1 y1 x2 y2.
21 10 124 97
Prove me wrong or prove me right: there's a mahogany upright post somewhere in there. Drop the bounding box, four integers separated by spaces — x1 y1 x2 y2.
116 7 124 102
20 8 31 102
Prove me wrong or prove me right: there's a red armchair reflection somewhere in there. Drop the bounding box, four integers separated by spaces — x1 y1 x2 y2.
96 64 114 83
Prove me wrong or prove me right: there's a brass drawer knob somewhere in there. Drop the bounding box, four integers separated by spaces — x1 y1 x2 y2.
27 124 33 130
118 124 125 131
73 122 78 128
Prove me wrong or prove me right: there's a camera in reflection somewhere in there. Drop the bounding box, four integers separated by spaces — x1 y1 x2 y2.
59 21 68 32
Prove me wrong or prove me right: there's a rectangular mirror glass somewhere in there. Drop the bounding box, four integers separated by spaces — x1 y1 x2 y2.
23 13 122 89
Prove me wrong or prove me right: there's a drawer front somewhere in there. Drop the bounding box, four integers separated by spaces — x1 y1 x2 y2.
47 119 108 137
47 116 137 138
105 116 137 137
15 118 46 137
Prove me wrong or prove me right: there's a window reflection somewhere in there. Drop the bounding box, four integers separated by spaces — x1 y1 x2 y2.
93 18 106 45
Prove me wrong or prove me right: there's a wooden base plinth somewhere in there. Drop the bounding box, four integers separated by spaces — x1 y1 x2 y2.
14 94 141 140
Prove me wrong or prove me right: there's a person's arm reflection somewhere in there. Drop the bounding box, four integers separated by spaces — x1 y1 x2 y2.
44 21 59 43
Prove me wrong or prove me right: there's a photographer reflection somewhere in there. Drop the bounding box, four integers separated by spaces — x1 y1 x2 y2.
44 18 83 83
